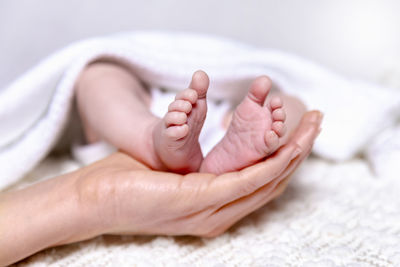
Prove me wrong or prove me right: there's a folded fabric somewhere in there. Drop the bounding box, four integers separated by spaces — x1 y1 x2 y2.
366 125 400 178
1 31 399 190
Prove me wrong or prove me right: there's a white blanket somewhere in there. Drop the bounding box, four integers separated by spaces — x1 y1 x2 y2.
1 31 400 190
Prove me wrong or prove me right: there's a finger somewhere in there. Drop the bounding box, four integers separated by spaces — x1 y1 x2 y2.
214 111 321 215
203 170 293 237
194 144 309 237
250 109 321 180
269 169 295 199
244 110 322 176
226 147 313 218
278 140 314 180
209 110 322 204
178 135 314 237
207 143 300 205
269 110 322 180
203 147 312 237
201 111 322 234
286 110 323 150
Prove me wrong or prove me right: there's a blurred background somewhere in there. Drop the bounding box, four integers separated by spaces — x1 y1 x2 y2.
1 0 399 89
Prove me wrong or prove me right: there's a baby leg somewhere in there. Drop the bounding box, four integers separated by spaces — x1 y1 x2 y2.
76 61 208 173
76 60 164 169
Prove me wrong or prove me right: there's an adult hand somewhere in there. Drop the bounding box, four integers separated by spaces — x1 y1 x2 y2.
79 110 322 237
0 111 321 266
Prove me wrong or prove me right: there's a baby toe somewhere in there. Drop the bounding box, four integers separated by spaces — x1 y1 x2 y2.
272 121 286 137
269 96 283 110
189 70 209 99
175 88 198 104
168 100 192 114
246 76 272 106
272 108 286 122
264 130 279 153
165 125 189 139
164 111 187 127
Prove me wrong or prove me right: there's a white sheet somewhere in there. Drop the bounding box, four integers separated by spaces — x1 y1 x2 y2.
1 31 400 190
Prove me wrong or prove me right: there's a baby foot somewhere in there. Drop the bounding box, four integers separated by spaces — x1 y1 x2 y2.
153 71 209 173
200 76 286 174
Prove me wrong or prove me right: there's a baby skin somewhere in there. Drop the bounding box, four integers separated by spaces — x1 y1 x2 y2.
76 61 305 174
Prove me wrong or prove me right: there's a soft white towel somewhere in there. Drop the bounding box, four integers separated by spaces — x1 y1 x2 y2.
1 31 400 190
366 126 400 178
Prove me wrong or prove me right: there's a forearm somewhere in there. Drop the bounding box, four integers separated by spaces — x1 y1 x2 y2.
0 171 101 266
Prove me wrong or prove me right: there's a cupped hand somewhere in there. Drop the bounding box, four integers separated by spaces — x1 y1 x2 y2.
78 111 322 237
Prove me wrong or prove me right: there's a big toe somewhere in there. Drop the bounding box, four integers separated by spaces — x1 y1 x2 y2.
247 76 272 106
189 70 209 99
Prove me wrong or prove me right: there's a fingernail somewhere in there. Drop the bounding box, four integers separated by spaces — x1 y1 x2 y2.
291 147 302 159
309 111 321 123
309 111 323 123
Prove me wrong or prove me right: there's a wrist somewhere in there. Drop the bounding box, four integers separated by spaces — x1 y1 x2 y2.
20 170 105 248
73 153 154 236
57 168 108 245
0 170 103 265
72 160 123 236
